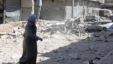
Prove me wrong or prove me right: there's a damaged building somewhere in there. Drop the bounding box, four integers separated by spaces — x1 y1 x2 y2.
40 0 105 21
101 0 113 10
0 0 105 24
72 0 105 17
0 0 32 24
0 0 3 24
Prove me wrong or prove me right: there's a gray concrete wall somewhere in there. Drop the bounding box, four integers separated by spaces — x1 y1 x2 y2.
89 0 105 3
40 0 66 21
75 0 101 18
21 0 32 21
21 8 32 20
40 0 101 21
21 0 32 7
105 0 113 5
65 0 72 20
86 1 100 16
4 0 21 22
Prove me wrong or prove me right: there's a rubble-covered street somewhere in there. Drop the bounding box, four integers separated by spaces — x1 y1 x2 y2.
1 0 113 64
0 20 113 64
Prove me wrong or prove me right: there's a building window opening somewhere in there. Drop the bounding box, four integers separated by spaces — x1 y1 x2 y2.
0 0 4 24
52 0 55 3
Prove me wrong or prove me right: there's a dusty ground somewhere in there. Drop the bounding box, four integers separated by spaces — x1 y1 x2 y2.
0 21 113 64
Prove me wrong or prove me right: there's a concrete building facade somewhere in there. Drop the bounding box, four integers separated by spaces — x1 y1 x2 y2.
40 0 66 21
0 0 105 24
102 0 113 10
71 0 105 18
41 0 105 21
0 0 33 23
105 0 113 5
0 0 4 23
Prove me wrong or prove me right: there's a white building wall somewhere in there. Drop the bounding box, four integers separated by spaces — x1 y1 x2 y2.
65 0 72 19
73 0 101 18
105 0 113 5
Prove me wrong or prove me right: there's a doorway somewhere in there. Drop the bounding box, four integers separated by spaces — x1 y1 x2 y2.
4 0 21 22
0 0 4 24
73 0 78 18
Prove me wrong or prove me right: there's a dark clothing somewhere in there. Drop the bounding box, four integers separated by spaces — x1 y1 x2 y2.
19 22 39 64
19 15 42 64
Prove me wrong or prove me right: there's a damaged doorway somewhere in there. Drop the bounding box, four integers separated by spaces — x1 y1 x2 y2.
0 0 4 24
73 0 78 17
4 0 21 22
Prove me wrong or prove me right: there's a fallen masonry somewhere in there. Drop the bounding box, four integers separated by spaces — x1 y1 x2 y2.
0 19 113 64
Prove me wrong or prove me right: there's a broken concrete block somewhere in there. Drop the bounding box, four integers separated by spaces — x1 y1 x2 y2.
1 35 9 39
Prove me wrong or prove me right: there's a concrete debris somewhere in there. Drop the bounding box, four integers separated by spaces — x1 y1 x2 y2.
39 18 85 35
0 35 9 39
0 20 113 64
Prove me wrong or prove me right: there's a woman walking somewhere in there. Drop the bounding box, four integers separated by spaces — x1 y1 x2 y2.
19 15 42 64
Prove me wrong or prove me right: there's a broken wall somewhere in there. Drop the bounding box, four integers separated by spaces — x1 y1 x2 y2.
0 0 4 24
4 0 21 22
65 0 72 20
87 1 100 16
75 0 100 18
105 0 113 5
40 0 66 21
21 0 32 21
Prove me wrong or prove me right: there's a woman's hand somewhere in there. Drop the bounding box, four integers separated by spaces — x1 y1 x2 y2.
36 36 43 41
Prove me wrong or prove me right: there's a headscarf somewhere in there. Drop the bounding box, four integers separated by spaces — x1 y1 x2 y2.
27 15 37 24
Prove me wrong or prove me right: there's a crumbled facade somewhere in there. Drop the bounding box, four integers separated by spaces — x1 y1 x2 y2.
102 0 113 10
72 0 105 18
0 0 105 24
41 0 105 20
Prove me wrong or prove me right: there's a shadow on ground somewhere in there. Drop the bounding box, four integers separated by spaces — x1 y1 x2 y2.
37 37 113 64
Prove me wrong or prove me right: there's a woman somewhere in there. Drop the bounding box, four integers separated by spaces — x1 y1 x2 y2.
19 15 42 64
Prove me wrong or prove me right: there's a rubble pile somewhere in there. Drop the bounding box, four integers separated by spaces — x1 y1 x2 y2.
38 18 86 35
0 20 113 64
0 22 25 39
64 18 85 35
